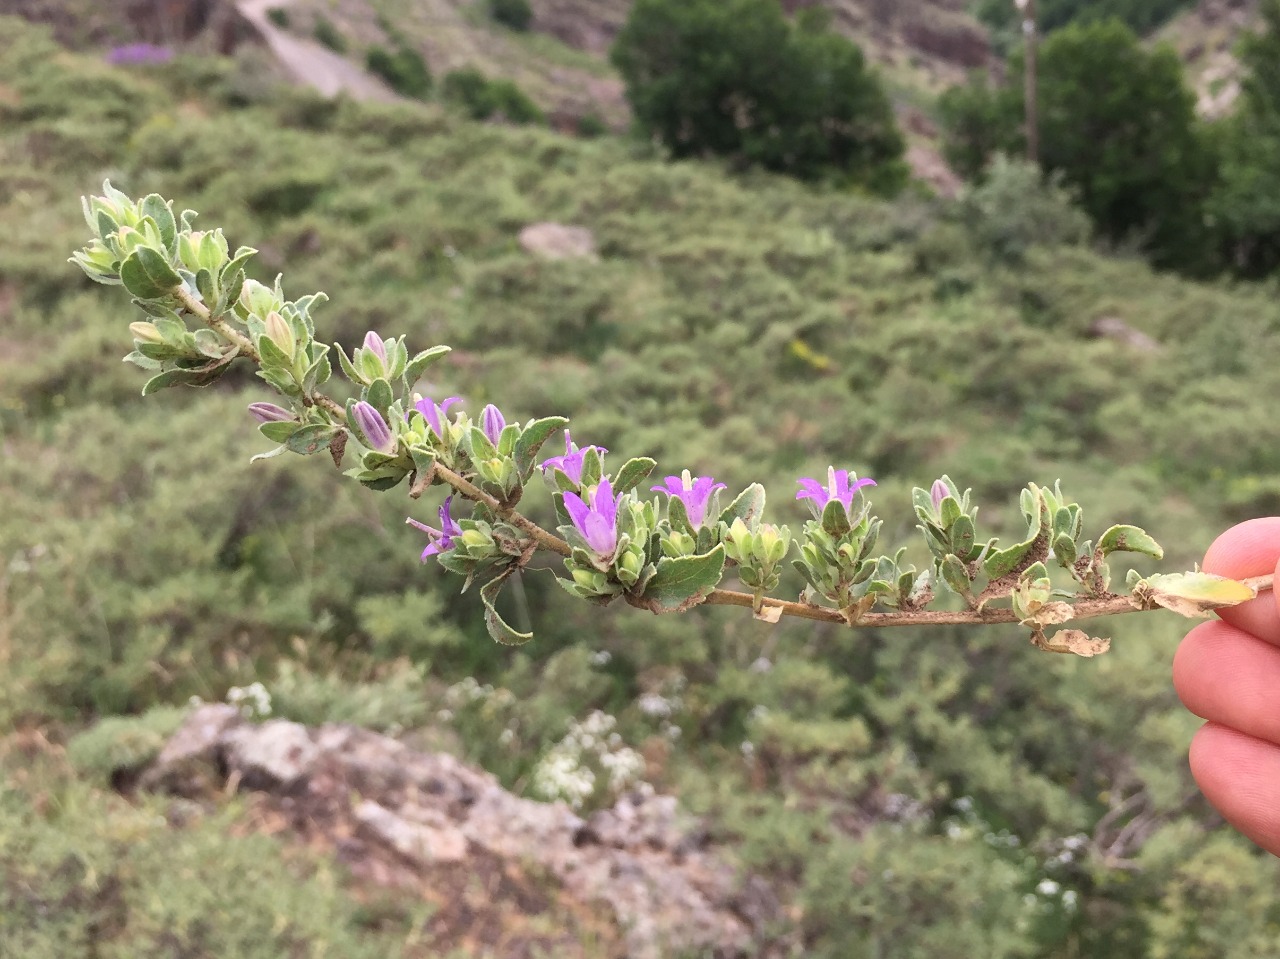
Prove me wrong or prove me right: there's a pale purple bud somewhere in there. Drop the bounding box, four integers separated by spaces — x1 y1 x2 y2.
248 402 294 424
931 479 950 512
363 331 387 364
353 401 395 454
481 404 506 447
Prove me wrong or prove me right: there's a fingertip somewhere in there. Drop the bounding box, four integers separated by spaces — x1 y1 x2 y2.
1201 517 1280 643
1189 723 1280 856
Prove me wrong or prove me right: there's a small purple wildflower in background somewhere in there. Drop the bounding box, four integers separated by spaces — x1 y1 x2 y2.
796 467 876 513
352 401 395 453
652 470 726 528
563 477 621 559
481 404 506 447
540 430 607 485
407 496 462 560
248 402 293 424
412 395 462 440
106 43 173 66
930 478 950 512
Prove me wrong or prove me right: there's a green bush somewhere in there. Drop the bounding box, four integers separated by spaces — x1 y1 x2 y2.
1209 0 1280 279
313 15 346 53
441 67 544 125
365 43 432 100
489 0 533 31
265 6 289 28
610 0 906 192
961 154 1092 261
939 19 1215 273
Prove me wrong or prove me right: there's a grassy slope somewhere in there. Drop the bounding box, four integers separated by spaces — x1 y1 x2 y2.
6 14 1280 956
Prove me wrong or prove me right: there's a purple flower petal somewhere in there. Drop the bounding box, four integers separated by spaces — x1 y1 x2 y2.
797 468 875 514
407 496 462 559
652 471 726 527
413 395 462 440
540 430 607 486
564 478 620 558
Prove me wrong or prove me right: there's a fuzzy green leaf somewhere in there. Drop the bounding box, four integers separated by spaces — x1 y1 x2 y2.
637 545 725 613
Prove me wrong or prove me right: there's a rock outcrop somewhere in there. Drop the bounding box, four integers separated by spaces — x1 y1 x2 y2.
142 705 780 959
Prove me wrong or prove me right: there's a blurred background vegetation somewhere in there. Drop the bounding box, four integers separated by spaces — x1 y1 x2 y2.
4 0 1280 955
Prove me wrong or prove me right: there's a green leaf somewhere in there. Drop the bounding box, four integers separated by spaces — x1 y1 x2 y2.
258 421 299 443
221 246 257 287
334 342 363 384
140 194 176 251
365 377 394 412
256 332 293 370
940 554 971 596
286 424 341 456
403 345 452 385
120 247 182 299
950 514 976 558
250 445 288 463
719 483 766 527
820 498 851 537
481 572 534 646
612 457 656 495
637 545 725 613
513 416 567 475
1098 525 1163 560
983 536 1037 580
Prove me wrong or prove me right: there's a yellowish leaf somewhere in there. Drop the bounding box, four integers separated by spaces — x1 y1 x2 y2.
1137 572 1257 619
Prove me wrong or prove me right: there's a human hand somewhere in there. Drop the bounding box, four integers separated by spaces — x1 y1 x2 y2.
1173 517 1280 855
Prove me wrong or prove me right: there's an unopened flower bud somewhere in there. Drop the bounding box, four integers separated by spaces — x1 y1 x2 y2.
363 330 387 365
619 548 644 580
481 404 506 447
460 529 492 552
248 402 294 424
352 401 395 454
129 321 164 344
931 479 949 513
265 311 295 357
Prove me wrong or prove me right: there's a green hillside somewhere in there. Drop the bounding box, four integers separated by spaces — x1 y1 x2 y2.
6 12 1280 957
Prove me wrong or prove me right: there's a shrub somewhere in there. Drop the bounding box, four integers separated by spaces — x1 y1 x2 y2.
313 15 346 53
939 19 1215 273
490 0 533 31
1209 0 1280 279
365 43 431 100
265 6 289 28
961 154 1091 262
441 67 544 125
610 0 905 192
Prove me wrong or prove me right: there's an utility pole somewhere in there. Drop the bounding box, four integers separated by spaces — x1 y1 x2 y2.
1016 0 1039 164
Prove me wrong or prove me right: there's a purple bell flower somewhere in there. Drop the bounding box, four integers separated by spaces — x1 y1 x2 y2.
796 467 876 514
412 394 462 440
651 470 726 528
407 496 463 560
563 477 621 559
540 430 607 486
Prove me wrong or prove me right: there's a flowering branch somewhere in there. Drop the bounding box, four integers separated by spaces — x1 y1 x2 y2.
69 183 1270 656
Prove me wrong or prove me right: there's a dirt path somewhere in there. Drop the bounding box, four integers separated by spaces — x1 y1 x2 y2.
236 0 399 103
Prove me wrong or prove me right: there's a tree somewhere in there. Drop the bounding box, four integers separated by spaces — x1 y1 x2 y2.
939 19 1215 272
1209 0 1280 279
610 0 906 193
